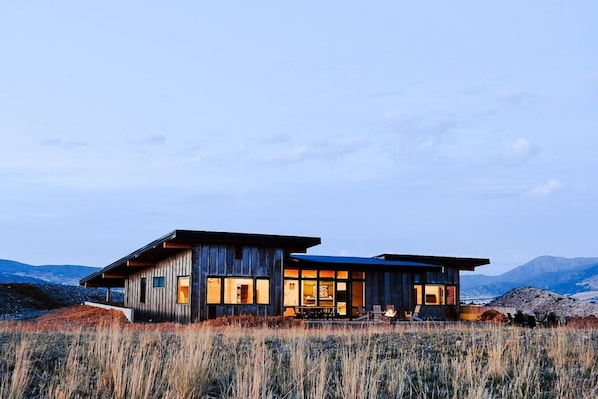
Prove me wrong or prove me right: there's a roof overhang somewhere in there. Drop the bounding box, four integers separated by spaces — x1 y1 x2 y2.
80 230 321 288
376 254 490 271
288 254 443 272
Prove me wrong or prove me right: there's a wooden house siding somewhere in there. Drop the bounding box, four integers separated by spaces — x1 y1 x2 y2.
365 272 414 312
194 244 283 321
125 250 192 322
82 230 486 323
363 267 462 320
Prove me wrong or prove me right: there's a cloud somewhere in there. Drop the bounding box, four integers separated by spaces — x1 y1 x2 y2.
527 179 564 196
130 134 166 147
255 133 292 145
127 134 167 155
495 87 528 103
383 112 456 150
40 138 88 149
266 136 370 165
506 137 540 165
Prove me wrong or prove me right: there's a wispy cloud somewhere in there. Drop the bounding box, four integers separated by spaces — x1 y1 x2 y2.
383 112 457 153
527 179 564 196
505 137 540 166
495 87 528 103
255 133 292 145
266 136 370 165
40 138 88 149
130 134 166 147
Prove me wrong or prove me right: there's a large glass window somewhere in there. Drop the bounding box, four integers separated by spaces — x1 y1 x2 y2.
351 281 365 317
177 276 190 304
318 281 334 306
414 284 423 305
224 278 253 304
302 280 317 305
283 279 299 315
256 279 270 304
283 268 365 318
207 278 221 304
425 285 444 305
414 284 456 305
207 277 270 305
446 285 457 305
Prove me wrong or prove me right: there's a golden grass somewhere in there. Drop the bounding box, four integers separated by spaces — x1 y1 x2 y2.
0 321 596 398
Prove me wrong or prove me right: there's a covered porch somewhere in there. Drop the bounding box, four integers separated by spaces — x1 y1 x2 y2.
283 254 445 320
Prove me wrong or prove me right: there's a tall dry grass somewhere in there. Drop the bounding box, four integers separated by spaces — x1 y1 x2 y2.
0 321 596 398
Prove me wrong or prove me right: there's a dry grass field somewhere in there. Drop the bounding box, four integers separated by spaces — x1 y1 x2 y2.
0 307 597 399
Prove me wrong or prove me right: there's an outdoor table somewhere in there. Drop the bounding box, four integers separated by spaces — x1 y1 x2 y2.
294 306 338 319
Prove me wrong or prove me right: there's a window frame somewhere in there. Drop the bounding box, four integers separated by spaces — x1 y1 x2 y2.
177 276 190 304
140 277 147 303
206 276 270 305
152 276 165 288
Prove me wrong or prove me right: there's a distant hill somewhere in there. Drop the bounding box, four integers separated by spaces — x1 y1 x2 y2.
0 282 123 320
0 259 99 286
488 286 598 319
461 256 598 303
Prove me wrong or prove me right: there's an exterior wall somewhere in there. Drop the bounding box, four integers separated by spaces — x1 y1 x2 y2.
194 244 283 321
365 266 462 320
122 248 466 322
125 250 192 322
365 271 414 313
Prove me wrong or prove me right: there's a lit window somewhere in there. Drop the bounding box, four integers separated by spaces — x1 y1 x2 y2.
256 279 270 304
337 271 349 279
207 278 221 304
425 285 444 305
301 270 317 278
153 276 165 288
284 269 299 278
224 278 254 304
177 276 190 304
414 284 423 305
284 279 299 307
447 286 457 305
352 271 365 279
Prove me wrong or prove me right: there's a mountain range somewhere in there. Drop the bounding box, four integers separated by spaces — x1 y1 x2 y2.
461 256 598 303
0 259 99 286
3 256 598 304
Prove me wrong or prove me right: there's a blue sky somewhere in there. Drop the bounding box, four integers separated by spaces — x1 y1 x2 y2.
2 2 597 275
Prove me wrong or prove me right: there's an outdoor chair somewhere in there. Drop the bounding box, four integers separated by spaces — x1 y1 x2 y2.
410 305 423 321
372 305 383 321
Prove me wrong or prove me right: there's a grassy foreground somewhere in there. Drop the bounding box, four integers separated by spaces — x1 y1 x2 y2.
0 321 596 399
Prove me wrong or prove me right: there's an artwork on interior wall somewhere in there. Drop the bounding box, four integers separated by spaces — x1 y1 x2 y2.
319 285 329 298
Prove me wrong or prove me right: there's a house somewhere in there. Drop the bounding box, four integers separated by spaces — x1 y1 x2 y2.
80 229 489 322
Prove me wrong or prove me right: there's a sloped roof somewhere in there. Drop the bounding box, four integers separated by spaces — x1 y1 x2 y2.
289 254 443 272
80 230 321 288
376 254 490 271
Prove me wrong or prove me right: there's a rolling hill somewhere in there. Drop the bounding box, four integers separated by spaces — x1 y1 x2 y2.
0 259 100 286
461 256 598 303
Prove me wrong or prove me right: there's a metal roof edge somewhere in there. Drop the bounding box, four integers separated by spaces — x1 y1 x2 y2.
288 254 442 269
80 230 178 285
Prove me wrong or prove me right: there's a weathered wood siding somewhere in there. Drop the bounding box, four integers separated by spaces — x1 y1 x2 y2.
365 267 461 320
125 250 192 322
365 271 413 313
194 244 283 321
